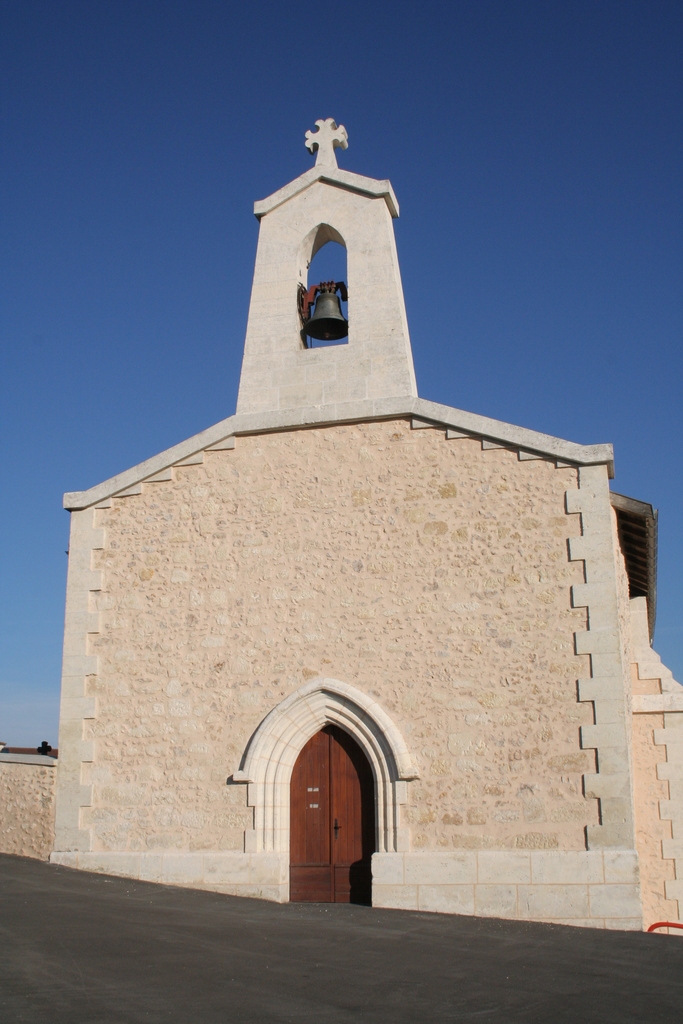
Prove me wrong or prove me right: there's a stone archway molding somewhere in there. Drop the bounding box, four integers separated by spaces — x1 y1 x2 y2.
233 678 419 855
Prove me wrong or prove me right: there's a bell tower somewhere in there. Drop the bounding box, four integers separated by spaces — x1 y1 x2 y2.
235 119 418 416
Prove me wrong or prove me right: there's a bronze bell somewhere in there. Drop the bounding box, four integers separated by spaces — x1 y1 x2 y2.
304 281 348 341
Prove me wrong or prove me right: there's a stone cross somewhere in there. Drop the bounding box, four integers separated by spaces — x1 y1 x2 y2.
305 118 348 169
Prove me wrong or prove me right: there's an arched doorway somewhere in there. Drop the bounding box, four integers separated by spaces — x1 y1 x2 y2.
290 725 375 904
233 677 419 859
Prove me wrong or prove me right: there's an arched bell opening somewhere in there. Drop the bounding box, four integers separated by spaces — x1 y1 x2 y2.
297 224 349 348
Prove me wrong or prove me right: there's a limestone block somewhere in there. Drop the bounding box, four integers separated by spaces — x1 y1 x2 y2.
323 377 369 406
553 919 606 929
655 731 683 755
593 701 627 725
518 885 589 920
664 879 683 903
659 801 676 820
600 797 632 824
61 697 97 722
603 850 639 884
575 630 620 656
404 852 477 885
222 884 286 902
589 653 626 678
139 855 164 882
477 851 530 884
571 582 617 615
530 851 604 885
395 827 410 853
589 884 641 920
586 823 633 849
50 851 79 868
84 852 142 878
661 839 683 860
204 852 251 885
667 779 683 802
565 491 593 516
372 852 404 885
578 678 622 702
592 749 631 776
250 853 288 885
270 365 306 389
475 885 517 919
61 655 98 681
581 725 629 752
418 885 475 915
568 534 608 566
603 918 642 931
632 694 683 713
279 383 324 410
372 884 419 910
53 827 90 853
161 854 204 885
583 773 630 800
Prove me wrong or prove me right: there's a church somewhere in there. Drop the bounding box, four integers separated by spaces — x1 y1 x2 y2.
51 119 683 930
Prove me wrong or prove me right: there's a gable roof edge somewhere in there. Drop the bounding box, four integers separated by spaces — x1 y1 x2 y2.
63 395 614 511
253 166 399 219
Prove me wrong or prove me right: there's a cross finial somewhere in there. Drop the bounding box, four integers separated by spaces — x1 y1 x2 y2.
305 118 348 169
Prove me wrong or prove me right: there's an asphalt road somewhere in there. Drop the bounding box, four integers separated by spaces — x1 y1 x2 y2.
0 853 681 1023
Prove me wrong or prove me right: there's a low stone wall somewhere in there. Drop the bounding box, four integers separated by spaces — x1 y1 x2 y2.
0 757 56 860
372 850 642 930
51 847 641 930
50 850 288 901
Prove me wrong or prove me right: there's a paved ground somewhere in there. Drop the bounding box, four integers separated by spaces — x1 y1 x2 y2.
1 854 681 1023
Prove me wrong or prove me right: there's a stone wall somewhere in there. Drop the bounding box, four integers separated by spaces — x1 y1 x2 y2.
0 760 56 859
70 417 596 857
629 596 683 929
632 711 678 925
372 849 641 928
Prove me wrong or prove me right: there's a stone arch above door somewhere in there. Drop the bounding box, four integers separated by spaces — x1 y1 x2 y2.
233 678 419 855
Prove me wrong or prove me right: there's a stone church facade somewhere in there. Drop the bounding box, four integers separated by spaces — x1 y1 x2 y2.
50 120 683 930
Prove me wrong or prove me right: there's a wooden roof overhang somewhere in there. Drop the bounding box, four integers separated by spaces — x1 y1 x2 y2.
610 491 658 643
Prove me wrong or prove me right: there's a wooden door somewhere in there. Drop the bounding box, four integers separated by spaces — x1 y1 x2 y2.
290 725 375 904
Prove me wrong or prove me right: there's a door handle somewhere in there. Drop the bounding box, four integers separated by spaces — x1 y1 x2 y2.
333 818 340 839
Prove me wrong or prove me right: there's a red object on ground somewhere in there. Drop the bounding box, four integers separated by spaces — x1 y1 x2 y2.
647 921 683 932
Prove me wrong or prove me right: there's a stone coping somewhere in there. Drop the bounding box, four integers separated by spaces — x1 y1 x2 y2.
0 753 57 766
63 396 614 511
253 165 400 219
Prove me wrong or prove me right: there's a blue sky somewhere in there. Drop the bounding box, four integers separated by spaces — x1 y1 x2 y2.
1 0 681 745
